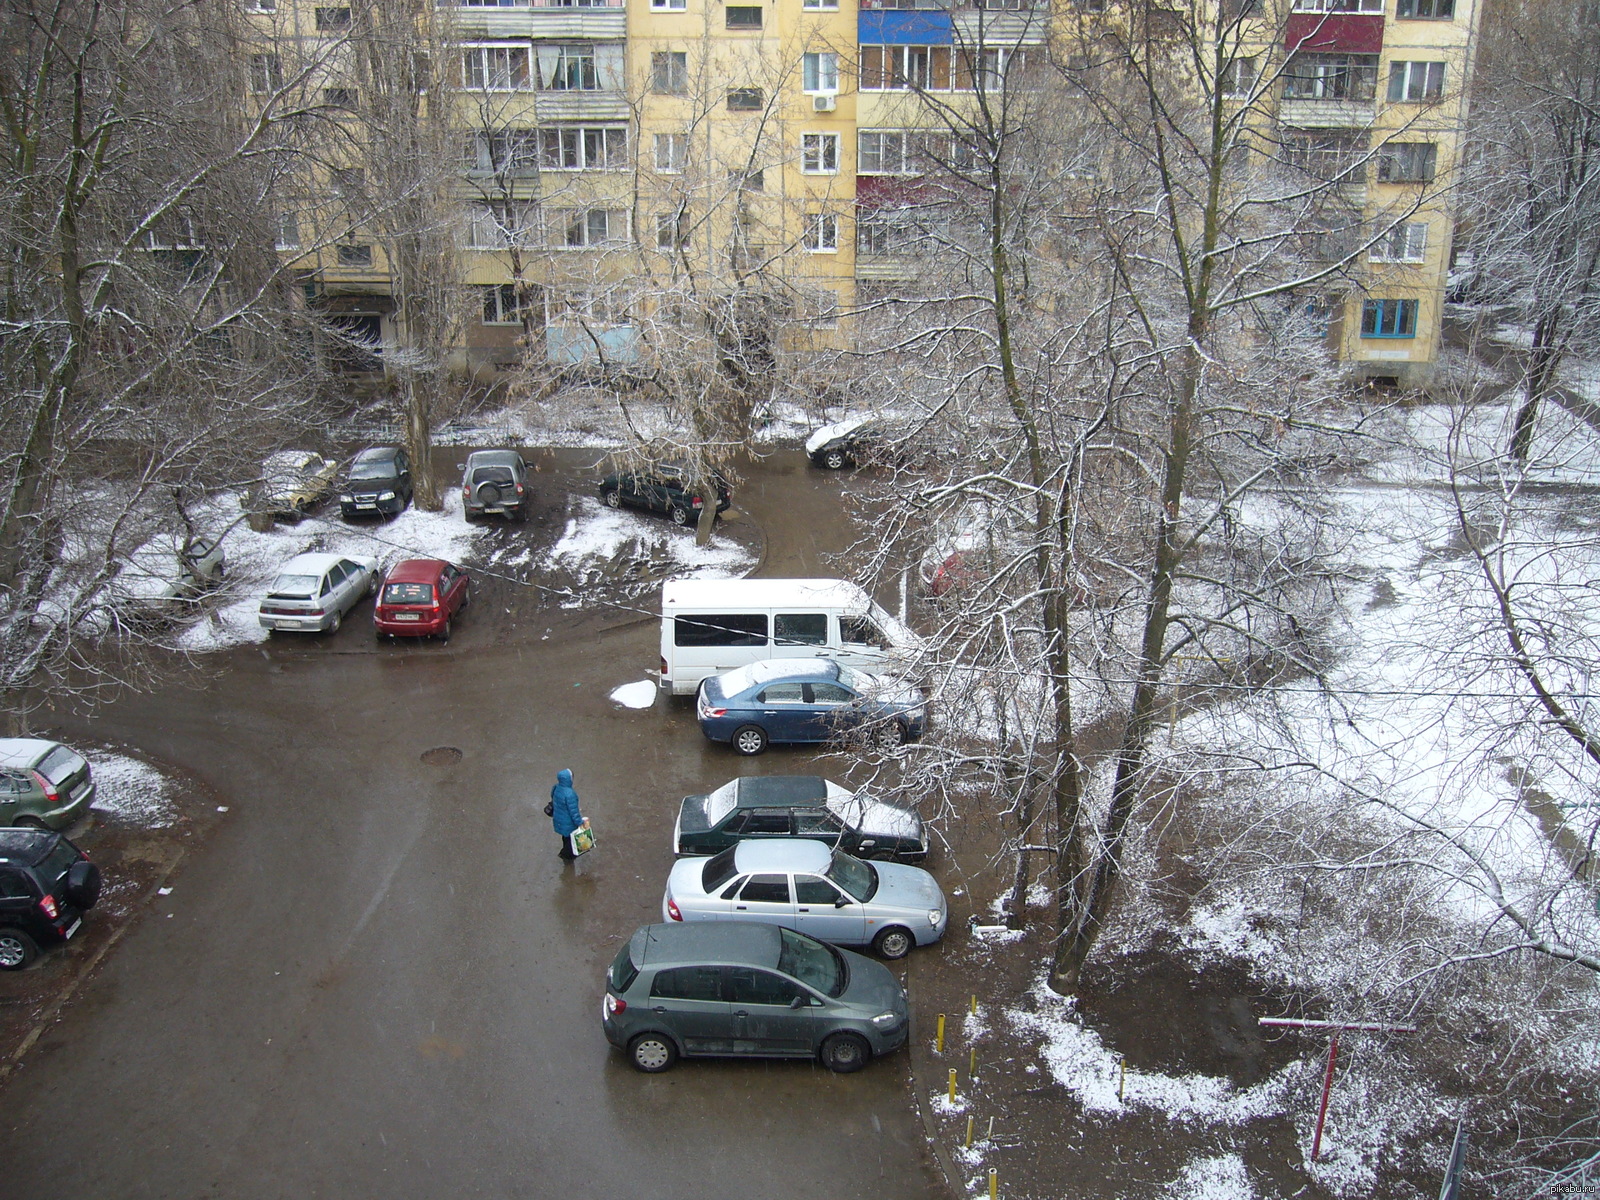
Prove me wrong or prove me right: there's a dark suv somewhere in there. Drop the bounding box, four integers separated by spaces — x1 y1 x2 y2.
340 447 414 519
0 829 101 970
598 466 732 527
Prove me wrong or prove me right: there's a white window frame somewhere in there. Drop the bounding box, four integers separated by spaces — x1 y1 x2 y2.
650 0 687 8
802 52 839 93
802 0 839 8
250 53 283 94
275 212 300 251
541 45 600 92
1219 55 1258 98
467 202 539 249
1291 0 1382 11
801 132 840 174
651 51 688 94
554 208 626 249
1369 221 1427 263
481 283 532 325
244 0 277 12
803 213 839 252
463 44 532 92
1388 60 1446 102
656 210 691 250
538 126 626 170
654 132 687 173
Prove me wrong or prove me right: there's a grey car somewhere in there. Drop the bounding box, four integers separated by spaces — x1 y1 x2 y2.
662 839 947 960
602 922 909 1074
257 551 379 634
460 449 530 521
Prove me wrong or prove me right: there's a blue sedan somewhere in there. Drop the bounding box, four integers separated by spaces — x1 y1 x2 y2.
696 659 925 756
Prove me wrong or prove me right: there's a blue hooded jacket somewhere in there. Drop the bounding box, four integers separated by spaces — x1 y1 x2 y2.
551 769 583 837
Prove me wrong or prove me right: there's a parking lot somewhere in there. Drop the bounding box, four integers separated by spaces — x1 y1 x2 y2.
0 451 944 1199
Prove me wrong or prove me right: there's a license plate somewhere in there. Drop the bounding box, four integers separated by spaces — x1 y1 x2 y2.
395 613 420 621
63 919 81 940
356 503 377 509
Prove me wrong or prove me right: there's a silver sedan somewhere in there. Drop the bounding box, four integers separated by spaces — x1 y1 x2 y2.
661 838 947 960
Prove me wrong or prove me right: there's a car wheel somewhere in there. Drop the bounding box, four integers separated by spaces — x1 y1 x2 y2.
668 504 691 526
823 449 847 470
732 725 768 756
875 721 907 749
0 928 38 971
820 1032 870 1074
439 617 452 643
601 487 622 509
629 1033 678 1073
328 609 342 634
460 585 471 611
366 574 378 597
873 926 914 961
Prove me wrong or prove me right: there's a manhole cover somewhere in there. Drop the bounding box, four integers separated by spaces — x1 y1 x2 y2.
420 746 462 766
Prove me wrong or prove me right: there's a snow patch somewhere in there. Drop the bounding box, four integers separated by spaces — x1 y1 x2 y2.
609 680 658 709
91 752 180 827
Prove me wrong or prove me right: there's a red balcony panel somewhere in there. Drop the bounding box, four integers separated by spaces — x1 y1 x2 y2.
1286 13 1384 53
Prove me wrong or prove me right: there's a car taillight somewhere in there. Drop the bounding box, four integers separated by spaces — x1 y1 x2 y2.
38 895 58 920
667 898 682 921
691 496 704 507
463 486 471 499
604 993 626 1017
515 484 524 494
30 770 58 803
660 656 668 676
703 707 726 718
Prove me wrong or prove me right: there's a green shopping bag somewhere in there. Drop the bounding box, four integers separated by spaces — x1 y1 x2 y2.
571 821 595 857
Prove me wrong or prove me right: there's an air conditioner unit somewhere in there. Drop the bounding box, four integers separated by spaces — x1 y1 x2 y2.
813 93 837 112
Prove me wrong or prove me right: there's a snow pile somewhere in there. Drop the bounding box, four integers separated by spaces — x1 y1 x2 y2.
1161 1154 1256 1200
540 497 754 604
91 751 180 827
609 680 658 708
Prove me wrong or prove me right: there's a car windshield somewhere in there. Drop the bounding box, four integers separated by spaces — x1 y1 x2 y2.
38 839 79 888
268 573 318 597
349 462 395 482
608 942 639 993
701 846 740 894
383 582 433 605
702 779 740 826
471 466 515 485
835 665 870 692
778 926 846 998
826 850 878 902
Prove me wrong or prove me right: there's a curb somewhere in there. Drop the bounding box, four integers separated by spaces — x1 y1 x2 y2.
905 958 967 1200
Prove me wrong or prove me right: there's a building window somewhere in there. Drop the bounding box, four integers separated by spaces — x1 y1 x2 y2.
651 0 687 8
463 45 532 91
336 243 373 267
803 213 838 252
543 45 599 91
965 47 1026 91
315 6 351 28
656 210 691 250
1369 221 1427 262
654 132 687 172
860 45 951 91
1283 130 1366 181
331 166 365 195
1219 55 1257 98
465 129 539 174
322 87 357 110
1361 298 1418 337
249 53 283 94
1290 0 1381 10
802 132 840 173
733 168 765 191
275 212 300 251
1376 141 1437 182
857 129 950 175
244 0 276 11
1388 61 1446 102
651 51 688 94
467 203 538 249
802 52 839 93
556 208 622 248
538 126 627 169
1396 0 1453 16
727 87 764 111
482 284 534 325
803 0 838 8
726 6 763 28
1283 53 1379 101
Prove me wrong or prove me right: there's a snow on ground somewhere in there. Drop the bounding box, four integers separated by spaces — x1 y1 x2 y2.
91 751 180 827
540 496 755 606
1161 1154 1256 1200
609 680 658 708
173 491 478 652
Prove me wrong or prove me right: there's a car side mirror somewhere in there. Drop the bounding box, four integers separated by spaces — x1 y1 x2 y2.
789 994 806 1010
455 462 465 471
834 895 851 908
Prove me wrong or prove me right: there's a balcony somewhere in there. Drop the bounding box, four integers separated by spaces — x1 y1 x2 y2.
443 0 625 40
1278 98 1375 127
534 91 630 121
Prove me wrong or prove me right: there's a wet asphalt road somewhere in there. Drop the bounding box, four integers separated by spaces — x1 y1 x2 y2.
0 451 942 1199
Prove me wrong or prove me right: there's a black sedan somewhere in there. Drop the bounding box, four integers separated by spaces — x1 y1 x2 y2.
673 775 927 862
598 466 732 526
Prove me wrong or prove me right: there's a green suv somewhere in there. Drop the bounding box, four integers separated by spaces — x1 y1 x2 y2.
602 922 909 1074
0 738 95 830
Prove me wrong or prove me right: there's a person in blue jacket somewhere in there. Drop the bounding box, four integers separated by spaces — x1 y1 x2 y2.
551 768 585 860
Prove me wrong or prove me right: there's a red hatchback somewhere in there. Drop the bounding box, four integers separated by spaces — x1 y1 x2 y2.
374 559 471 641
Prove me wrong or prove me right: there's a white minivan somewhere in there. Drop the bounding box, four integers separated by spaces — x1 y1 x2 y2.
659 578 919 696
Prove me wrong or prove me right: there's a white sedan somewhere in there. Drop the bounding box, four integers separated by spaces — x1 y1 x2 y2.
661 839 947 960
258 551 379 634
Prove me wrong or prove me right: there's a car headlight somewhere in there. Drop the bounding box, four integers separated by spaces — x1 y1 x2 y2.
339 494 353 503
871 1010 900 1028
929 908 944 927
378 491 396 501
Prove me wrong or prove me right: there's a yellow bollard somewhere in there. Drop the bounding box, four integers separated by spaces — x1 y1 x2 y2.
989 1168 998 1198
970 1046 977 1079
1118 1056 1126 1102
970 994 977 1015
936 1013 946 1054
965 1115 974 1147
948 1068 958 1102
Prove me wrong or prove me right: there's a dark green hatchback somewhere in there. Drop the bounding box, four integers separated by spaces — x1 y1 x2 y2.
673 775 927 862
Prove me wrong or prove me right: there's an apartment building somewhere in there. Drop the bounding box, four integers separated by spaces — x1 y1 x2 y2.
249 0 1473 389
